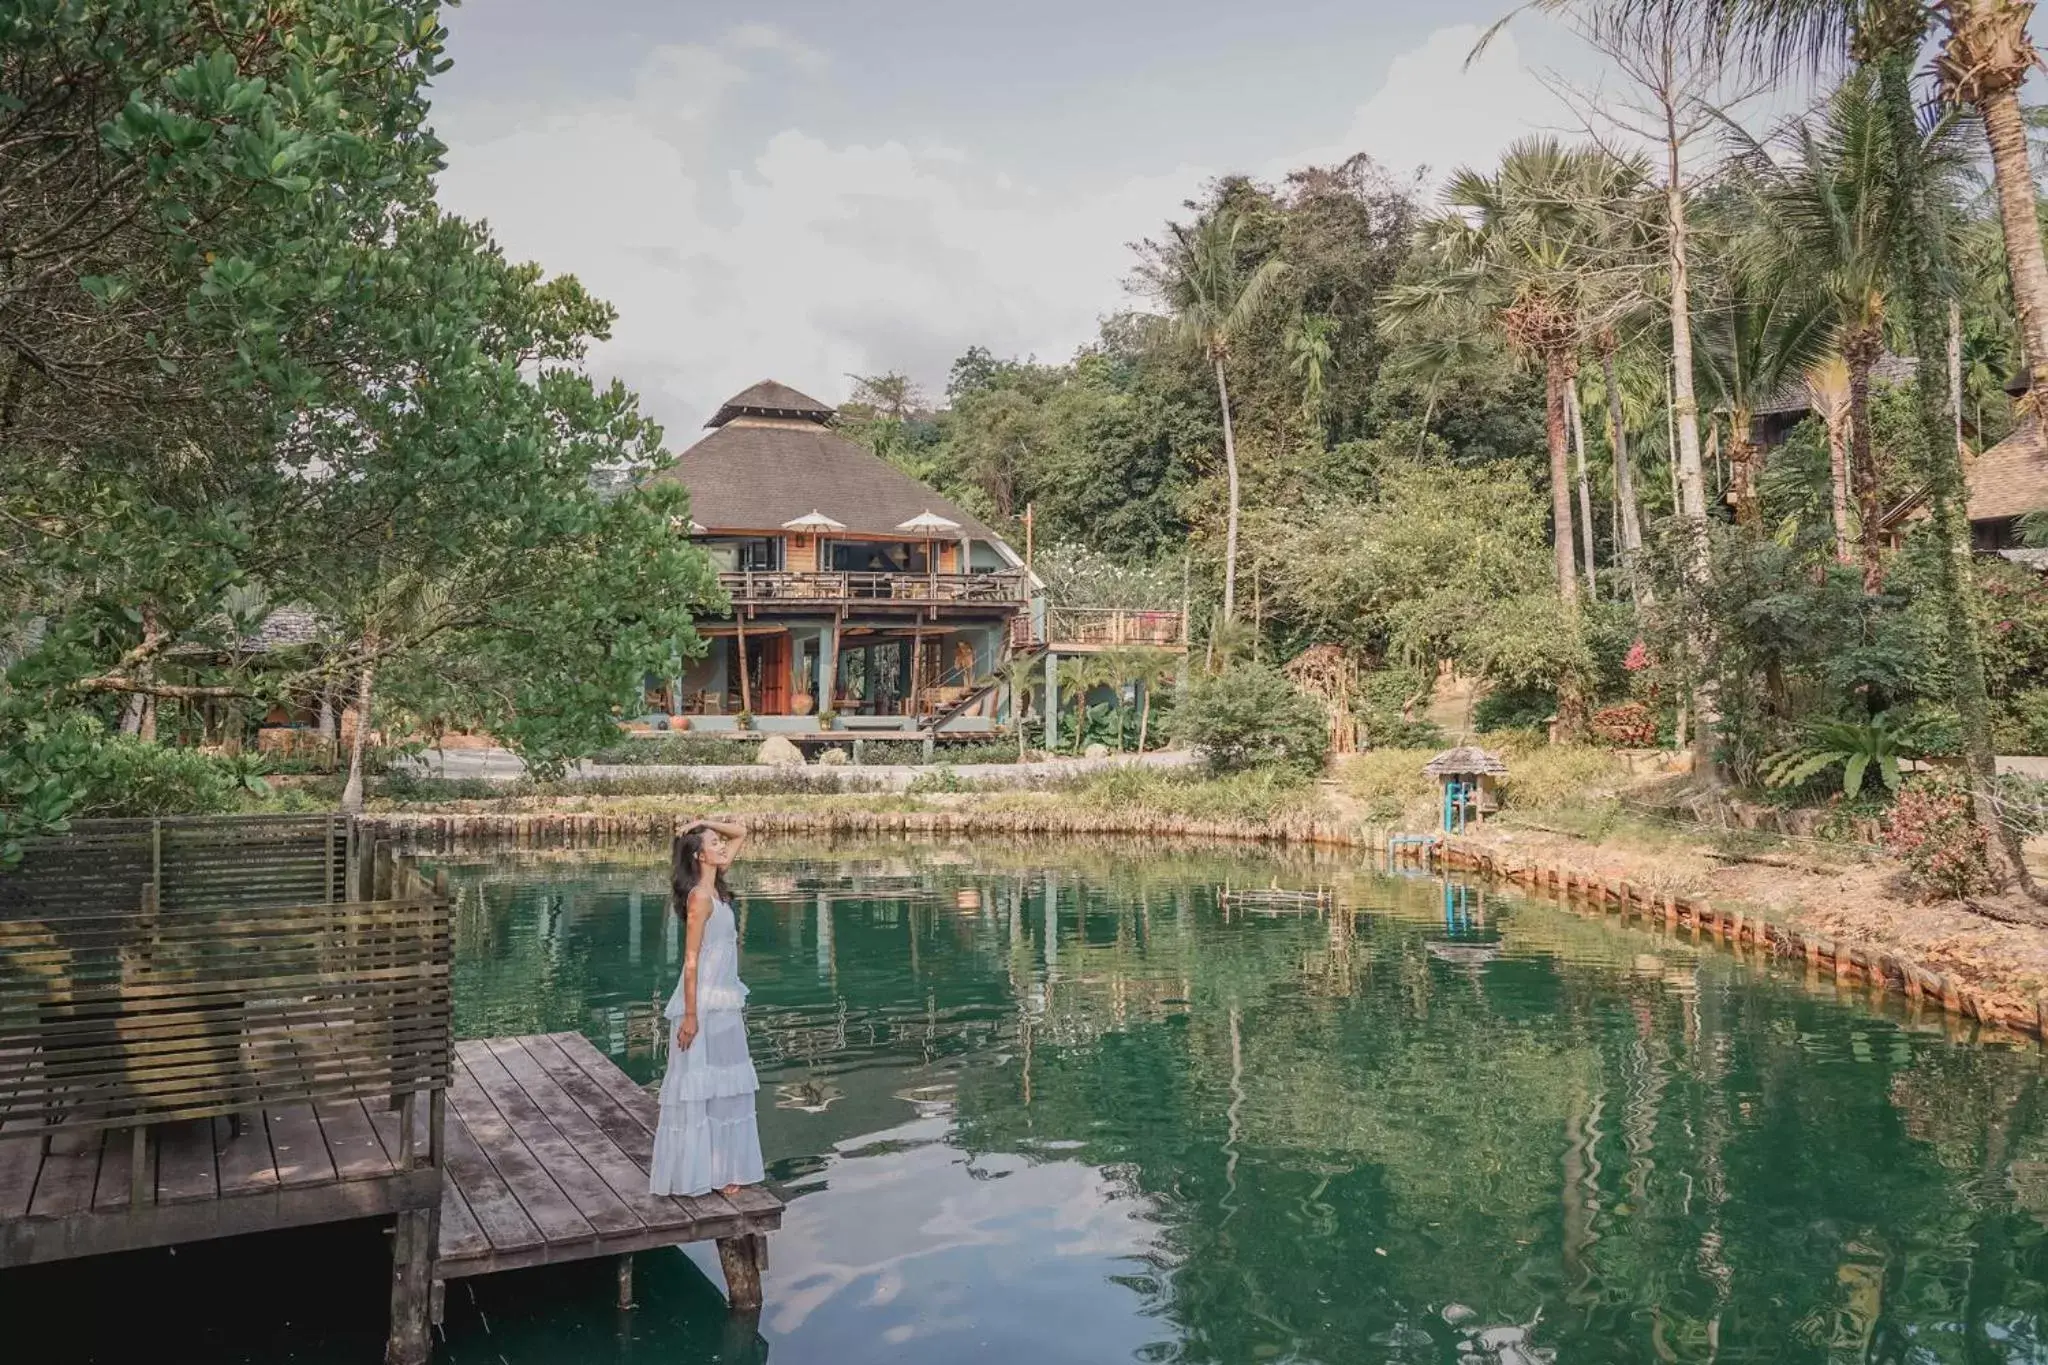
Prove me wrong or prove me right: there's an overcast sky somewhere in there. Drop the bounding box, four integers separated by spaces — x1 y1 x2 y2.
427 2 1617 441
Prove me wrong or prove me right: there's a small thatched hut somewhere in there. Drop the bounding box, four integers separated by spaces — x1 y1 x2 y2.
1423 746 1508 828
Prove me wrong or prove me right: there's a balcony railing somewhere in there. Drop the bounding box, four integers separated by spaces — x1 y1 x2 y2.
1029 607 1188 649
718 570 1028 606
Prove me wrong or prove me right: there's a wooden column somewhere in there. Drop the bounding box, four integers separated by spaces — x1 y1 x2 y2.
385 1204 439 1365
734 619 752 716
717 1232 768 1312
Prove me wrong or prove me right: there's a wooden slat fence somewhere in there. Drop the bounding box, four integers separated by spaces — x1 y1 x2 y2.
0 819 451 1140
0 814 350 916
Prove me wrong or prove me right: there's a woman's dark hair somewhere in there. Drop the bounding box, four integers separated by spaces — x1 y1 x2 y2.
671 825 733 912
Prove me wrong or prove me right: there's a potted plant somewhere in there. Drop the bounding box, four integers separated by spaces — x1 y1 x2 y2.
790 690 816 716
670 714 691 732
818 709 838 731
736 710 754 732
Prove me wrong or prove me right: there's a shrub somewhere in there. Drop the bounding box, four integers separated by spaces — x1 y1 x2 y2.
73 740 270 818
1067 765 1318 823
1173 665 1330 776
1883 777 1990 900
1590 702 1657 748
1495 743 1624 813
1339 747 1437 822
586 734 745 765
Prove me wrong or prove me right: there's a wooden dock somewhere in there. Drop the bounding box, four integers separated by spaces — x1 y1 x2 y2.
436 1033 782 1315
0 1094 438 1267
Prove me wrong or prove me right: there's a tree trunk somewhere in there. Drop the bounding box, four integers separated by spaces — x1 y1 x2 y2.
1663 92 1718 777
1824 411 1855 566
1214 354 1241 622
341 656 376 815
1138 683 1152 754
1603 342 1650 604
1843 331 1885 591
1545 350 1581 604
1965 33 2048 397
1877 45 2039 899
1569 376 1598 596
1728 407 1762 528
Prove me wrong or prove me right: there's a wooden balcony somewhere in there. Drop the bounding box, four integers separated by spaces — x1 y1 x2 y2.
718 570 1028 608
1018 607 1188 652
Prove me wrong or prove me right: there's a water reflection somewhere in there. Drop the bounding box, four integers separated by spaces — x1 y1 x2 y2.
427 837 2048 1365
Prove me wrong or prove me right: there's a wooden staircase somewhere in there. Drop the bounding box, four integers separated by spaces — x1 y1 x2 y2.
924 644 1047 733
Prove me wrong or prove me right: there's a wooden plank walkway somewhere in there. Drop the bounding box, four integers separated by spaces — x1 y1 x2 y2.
436 1034 781 1309
0 1099 438 1268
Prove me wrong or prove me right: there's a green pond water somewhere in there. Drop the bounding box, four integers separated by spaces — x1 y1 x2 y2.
16 837 2048 1363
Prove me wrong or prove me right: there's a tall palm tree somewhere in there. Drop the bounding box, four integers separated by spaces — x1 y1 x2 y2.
1143 209 1289 621
1689 218 1832 531
1574 0 2048 397
1387 138 1650 607
1577 0 2040 894
1803 354 1859 561
1732 65 1969 577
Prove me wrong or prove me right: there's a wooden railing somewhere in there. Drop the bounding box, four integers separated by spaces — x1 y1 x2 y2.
718 569 1028 606
0 816 451 1150
1043 607 1187 648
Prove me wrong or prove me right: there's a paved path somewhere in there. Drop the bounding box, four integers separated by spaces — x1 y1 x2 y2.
403 746 1201 792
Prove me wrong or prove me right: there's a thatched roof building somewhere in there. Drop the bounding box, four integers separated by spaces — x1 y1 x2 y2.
643 379 1004 546
1423 746 1509 778
1968 420 2048 526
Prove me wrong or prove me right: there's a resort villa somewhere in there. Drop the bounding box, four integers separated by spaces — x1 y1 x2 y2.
641 381 1184 739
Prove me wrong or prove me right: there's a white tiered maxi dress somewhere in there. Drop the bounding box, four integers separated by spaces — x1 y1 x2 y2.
650 895 764 1196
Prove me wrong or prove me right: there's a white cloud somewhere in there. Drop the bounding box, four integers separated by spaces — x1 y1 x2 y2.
436 32 1197 438
433 23 1564 444
723 21 829 73
1290 23 1570 194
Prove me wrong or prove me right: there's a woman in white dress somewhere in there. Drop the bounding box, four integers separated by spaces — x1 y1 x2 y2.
650 819 765 1197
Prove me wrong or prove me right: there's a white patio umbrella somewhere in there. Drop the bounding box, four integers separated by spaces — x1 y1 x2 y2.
895 510 962 715
781 510 846 534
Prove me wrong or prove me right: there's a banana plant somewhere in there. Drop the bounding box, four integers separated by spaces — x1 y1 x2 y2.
1762 711 1937 799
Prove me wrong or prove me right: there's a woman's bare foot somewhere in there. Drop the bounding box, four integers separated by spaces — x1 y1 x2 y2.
721 1182 744 1196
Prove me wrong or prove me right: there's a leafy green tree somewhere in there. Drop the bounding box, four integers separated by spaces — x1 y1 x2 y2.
1 1 720 835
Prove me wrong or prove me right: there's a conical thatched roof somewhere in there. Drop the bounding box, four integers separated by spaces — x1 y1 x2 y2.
706 380 836 428
645 380 1004 543
1423 745 1508 777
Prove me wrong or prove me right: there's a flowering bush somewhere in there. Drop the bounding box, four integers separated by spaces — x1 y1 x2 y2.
1883 777 1990 900
1590 701 1658 747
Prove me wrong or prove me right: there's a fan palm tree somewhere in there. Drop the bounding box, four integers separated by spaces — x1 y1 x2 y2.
1386 138 1650 606
1141 209 1289 622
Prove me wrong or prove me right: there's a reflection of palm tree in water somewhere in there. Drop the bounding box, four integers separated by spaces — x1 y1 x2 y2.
1222 1004 1244 1226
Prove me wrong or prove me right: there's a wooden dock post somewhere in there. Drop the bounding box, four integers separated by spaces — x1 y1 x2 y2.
385 1205 439 1365
718 1233 768 1312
